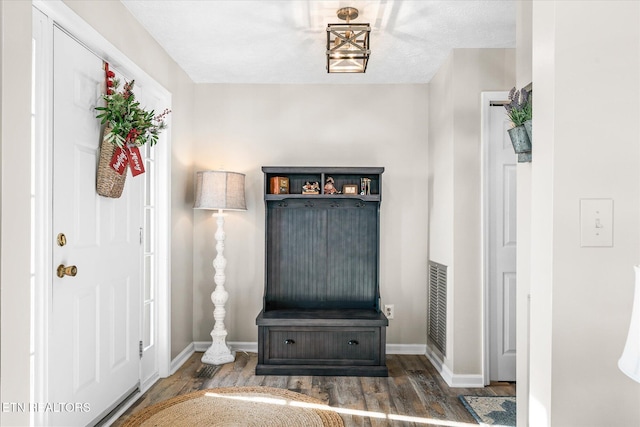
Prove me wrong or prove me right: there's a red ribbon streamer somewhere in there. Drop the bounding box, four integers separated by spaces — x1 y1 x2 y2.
128 146 145 176
109 146 128 175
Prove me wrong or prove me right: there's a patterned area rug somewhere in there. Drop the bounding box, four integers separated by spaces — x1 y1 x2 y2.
459 395 516 426
122 386 344 427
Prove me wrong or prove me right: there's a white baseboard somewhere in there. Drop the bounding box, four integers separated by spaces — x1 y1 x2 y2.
425 346 484 388
99 374 157 426
170 342 195 375
140 372 160 393
193 341 258 353
386 343 427 354
448 372 484 388
195 342 425 355
229 341 259 353
100 389 143 426
193 341 209 352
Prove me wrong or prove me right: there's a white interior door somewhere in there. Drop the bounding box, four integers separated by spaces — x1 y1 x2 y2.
49 27 142 426
488 104 517 382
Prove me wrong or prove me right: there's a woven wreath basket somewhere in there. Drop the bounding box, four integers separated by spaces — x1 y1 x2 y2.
96 126 127 198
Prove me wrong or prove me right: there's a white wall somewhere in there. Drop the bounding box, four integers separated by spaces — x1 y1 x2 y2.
0 2 33 426
191 84 429 345
516 1 533 88
427 53 456 368
516 1 533 425
428 49 515 379
529 1 640 425
428 54 455 271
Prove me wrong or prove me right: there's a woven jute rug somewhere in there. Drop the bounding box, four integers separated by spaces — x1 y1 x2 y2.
122 386 344 427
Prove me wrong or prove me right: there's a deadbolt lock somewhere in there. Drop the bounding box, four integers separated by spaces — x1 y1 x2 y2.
57 264 77 278
57 233 67 247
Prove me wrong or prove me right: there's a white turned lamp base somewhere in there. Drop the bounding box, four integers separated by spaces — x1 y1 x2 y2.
201 211 235 366
201 332 235 365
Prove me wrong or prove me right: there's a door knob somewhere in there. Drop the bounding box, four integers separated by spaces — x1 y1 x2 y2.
57 264 77 278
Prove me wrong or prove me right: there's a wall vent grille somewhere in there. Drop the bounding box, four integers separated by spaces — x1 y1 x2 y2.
428 261 447 356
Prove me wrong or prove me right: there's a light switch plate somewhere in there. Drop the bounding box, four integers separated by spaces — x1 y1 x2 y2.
580 199 613 247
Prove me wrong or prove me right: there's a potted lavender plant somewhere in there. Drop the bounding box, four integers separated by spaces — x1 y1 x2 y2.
504 87 532 162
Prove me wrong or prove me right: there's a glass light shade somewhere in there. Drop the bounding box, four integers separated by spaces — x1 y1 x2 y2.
194 170 246 211
326 23 370 73
619 265 640 382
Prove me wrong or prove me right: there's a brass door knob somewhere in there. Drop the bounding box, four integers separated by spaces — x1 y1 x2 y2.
57 264 77 278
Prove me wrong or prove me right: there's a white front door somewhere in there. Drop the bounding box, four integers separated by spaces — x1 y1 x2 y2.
49 27 142 426
488 103 517 382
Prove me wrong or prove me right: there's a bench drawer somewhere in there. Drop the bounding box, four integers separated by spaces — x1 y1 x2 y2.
262 327 382 366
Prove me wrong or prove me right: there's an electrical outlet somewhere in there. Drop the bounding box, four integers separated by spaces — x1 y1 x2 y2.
384 304 394 319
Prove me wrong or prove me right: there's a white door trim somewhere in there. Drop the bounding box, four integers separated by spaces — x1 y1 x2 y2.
31 10 55 422
31 0 172 418
481 91 509 386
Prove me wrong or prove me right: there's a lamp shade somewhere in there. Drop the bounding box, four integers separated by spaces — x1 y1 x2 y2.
619 265 640 382
194 170 247 211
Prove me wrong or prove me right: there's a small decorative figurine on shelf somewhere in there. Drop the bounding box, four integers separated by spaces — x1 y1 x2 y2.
360 177 371 195
302 181 320 194
324 176 338 194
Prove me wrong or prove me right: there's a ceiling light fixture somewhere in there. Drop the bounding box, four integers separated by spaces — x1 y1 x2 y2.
326 7 371 73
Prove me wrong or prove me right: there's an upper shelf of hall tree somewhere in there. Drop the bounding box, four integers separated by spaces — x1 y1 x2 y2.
262 166 384 202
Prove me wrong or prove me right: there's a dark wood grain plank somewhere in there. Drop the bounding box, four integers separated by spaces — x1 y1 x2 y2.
328 375 371 427
358 376 393 427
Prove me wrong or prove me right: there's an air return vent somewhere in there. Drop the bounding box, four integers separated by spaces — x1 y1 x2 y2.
428 261 447 356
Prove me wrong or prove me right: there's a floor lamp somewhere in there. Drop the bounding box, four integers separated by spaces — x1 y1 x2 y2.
194 170 247 365
619 265 640 383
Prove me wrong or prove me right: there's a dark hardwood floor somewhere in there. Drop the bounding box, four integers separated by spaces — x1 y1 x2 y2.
112 352 515 427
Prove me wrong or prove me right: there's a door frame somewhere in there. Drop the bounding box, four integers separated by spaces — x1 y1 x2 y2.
31 0 172 423
480 91 511 385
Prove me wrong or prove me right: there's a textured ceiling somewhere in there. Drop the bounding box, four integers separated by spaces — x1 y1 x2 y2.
121 0 516 84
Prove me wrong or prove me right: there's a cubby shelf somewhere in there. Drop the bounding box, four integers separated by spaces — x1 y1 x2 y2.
263 166 382 199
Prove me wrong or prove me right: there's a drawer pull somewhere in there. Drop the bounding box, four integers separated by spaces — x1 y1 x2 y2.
284 339 295 345
348 340 359 346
